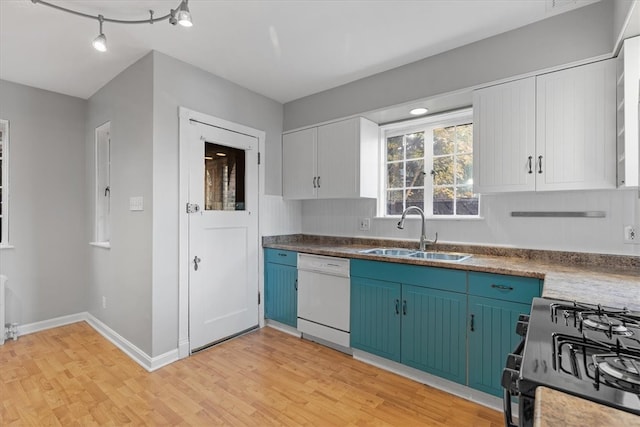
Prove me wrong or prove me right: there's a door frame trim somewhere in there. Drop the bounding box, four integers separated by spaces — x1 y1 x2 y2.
178 107 266 359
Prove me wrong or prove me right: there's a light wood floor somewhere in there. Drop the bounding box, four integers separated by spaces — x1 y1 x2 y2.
0 322 503 426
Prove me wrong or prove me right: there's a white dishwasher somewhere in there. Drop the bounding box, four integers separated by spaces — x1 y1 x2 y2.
297 253 350 349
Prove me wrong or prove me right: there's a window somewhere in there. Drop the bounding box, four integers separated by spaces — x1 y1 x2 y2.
381 110 478 217
204 143 246 211
95 122 110 244
0 119 9 245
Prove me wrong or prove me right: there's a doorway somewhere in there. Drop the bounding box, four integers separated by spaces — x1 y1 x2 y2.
178 108 264 355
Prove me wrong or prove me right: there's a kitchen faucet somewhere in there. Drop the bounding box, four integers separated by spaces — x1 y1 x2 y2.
397 206 438 251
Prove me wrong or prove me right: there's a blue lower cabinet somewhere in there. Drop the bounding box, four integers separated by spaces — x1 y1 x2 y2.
264 250 297 327
350 276 402 362
401 285 467 384
468 295 531 396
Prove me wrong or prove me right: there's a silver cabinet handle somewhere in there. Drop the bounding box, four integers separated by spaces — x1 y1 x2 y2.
193 256 201 271
528 156 533 174
317 176 321 188
313 177 317 188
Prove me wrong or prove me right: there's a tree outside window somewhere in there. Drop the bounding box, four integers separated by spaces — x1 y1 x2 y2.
382 111 478 217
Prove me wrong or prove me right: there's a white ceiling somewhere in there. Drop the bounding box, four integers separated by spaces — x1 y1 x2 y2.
0 0 600 103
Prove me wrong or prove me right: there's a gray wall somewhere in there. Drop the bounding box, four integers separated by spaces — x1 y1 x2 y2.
0 80 87 325
283 0 615 130
151 52 285 356
85 54 154 355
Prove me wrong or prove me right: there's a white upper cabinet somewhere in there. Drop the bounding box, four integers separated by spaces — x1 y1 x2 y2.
616 36 640 188
282 127 317 199
473 59 616 193
473 77 536 193
282 117 379 200
536 59 616 191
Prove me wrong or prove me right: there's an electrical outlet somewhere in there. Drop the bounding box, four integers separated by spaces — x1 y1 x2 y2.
102 296 107 309
624 225 639 244
358 217 371 231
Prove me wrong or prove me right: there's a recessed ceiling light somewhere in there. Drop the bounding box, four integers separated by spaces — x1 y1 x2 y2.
410 107 428 116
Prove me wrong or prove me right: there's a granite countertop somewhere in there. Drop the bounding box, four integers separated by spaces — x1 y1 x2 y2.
534 387 640 426
263 235 640 310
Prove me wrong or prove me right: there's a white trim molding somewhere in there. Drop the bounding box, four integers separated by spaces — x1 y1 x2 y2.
16 312 86 336
86 314 178 372
12 313 178 372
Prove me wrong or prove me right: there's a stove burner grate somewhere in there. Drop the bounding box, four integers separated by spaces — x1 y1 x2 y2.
593 353 640 394
582 314 633 336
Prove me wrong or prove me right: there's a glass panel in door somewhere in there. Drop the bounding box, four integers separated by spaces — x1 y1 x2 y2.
204 142 246 211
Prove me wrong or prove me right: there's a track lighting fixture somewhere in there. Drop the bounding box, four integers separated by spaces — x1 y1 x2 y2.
30 0 194 53
92 15 107 52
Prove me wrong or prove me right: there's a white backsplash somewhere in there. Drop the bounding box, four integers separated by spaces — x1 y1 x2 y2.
301 189 640 256
261 195 303 237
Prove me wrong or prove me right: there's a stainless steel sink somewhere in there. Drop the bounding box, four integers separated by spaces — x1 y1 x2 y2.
358 248 472 262
358 248 417 256
408 251 472 262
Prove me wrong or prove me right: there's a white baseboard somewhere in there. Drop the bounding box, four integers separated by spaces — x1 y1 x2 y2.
85 313 178 372
178 339 190 359
11 312 179 372
17 312 87 336
352 349 502 413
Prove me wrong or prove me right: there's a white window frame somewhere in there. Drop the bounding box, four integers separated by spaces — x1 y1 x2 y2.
0 119 10 247
378 108 479 218
92 121 111 248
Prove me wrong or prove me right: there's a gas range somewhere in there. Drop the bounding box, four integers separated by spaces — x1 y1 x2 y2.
503 297 640 426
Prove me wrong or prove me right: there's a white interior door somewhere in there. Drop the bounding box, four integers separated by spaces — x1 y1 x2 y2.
188 122 259 351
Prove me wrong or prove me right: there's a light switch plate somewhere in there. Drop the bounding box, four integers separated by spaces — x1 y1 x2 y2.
129 196 144 211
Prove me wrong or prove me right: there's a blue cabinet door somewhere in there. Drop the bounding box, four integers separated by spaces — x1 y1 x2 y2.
265 263 297 327
401 285 467 384
468 295 530 396
351 276 402 362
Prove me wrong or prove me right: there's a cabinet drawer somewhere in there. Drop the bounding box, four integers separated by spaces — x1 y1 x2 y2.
468 272 541 304
351 259 466 293
264 249 297 267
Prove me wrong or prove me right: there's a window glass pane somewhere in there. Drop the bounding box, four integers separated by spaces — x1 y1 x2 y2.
405 160 424 187
457 123 473 153
456 154 473 185
95 122 110 243
405 132 424 159
456 185 479 215
387 136 403 161
387 162 404 189
433 187 454 215
204 143 246 211
433 126 454 155
387 190 404 215
406 188 424 209
433 156 453 185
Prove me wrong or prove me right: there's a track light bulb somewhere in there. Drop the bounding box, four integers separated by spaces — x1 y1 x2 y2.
93 33 107 52
176 1 192 27
93 15 107 52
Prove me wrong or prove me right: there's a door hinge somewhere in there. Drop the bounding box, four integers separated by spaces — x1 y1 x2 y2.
258 292 261 305
258 152 261 165
186 203 200 213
